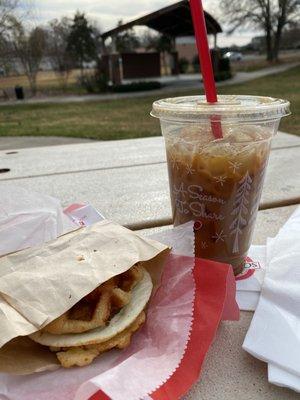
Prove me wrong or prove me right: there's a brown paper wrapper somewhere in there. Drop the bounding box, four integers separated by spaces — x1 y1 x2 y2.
0 220 169 374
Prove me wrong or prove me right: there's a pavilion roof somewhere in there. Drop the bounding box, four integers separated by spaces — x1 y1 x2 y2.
102 0 222 39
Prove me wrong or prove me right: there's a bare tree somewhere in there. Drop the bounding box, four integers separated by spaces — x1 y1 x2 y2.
0 0 38 76
47 17 74 90
11 21 46 94
0 0 18 36
220 0 300 61
0 1 18 75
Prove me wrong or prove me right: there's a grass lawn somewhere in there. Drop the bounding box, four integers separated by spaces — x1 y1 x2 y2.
231 53 300 73
0 66 299 139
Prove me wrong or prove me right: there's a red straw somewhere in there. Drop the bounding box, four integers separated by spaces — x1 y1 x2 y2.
189 0 223 138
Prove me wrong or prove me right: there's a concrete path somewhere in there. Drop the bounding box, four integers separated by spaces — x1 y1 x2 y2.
219 61 299 86
0 62 298 107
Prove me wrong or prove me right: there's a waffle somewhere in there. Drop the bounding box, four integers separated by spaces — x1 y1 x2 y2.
54 311 146 368
43 264 144 335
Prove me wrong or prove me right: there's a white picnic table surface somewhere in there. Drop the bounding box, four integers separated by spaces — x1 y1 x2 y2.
0 132 300 399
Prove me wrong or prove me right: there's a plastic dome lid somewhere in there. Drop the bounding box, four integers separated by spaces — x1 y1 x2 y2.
151 95 290 123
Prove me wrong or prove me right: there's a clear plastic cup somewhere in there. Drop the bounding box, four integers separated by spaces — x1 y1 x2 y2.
151 95 290 275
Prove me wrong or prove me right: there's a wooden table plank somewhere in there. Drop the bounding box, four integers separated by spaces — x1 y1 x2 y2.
2 146 299 228
139 205 299 400
0 132 298 181
272 131 300 149
0 137 165 180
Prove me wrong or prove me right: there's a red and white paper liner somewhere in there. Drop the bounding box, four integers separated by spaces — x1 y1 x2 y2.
88 254 239 400
0 254 238 400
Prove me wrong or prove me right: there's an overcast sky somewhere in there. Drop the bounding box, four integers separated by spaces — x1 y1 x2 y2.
28 0 258 47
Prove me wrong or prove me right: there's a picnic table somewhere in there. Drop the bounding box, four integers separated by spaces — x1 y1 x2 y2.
1 131 300 399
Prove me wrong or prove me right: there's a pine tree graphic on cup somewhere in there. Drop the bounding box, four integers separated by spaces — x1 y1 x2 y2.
229 171 252 253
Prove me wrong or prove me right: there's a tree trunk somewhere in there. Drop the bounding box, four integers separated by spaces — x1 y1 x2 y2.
80 58 84 79
56 72 68 91
28 74 37 95
162 51 168 75
273 0 287 62
265 28 273 61
265 0 274 62
62 71 69 91
273 26 283 62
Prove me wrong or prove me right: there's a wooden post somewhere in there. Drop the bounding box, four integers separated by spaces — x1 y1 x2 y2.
110 54 122 85
108 34 122 85
111 35 117 53
100 37 108 55
170 36 179 75
213 33 217 49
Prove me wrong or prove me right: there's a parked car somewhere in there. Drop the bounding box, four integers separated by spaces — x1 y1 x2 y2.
224 51 243 61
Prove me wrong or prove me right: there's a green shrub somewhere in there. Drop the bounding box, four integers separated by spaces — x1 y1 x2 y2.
192 55 200 73
112 81 161 93
78 58 109 93
78 74 95 93
214 71 232 81
213 55 232 81
78 72 108 93
219 57 231 72
178 57 189 73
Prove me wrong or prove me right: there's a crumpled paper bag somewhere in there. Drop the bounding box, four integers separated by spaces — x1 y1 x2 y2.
65 207 263 310
0 220 169 373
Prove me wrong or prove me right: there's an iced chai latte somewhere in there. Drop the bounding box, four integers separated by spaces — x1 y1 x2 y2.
151 95 290 275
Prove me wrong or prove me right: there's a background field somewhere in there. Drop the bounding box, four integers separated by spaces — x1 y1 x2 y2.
0 66 299 139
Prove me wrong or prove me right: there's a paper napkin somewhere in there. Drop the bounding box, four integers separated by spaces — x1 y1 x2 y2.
243 206 300 392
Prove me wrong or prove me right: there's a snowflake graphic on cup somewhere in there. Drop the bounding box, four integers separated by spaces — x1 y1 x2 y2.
212 230 227 243
214 175 227 186
229 160 242 174
186 164 196 175
173 183 189 215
